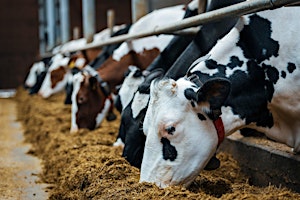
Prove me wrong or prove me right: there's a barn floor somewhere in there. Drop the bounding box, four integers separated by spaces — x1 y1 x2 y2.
0 97 48 200
10 87 300 199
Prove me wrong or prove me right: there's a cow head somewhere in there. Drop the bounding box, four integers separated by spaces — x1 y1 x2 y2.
70 66 114 132
38 53 88 98
140 75 230 187
38 55 71 98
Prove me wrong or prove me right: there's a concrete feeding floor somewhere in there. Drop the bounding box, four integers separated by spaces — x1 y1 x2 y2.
0 98 48 200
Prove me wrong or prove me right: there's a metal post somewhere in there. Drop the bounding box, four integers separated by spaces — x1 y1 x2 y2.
198 0 207 14
131 0 149 23
57 0 299 54
82 0 96 43
107 9 115 36
46 0 56 50
59 0 70 43
73 27 80 40
38 0 46 55
54 0 61 44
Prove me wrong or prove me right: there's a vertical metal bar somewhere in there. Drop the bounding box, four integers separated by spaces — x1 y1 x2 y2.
82 0 96 43
55 0 61 45
38 0 46 55
73 27 80 40
107 9 115 36
131 0 149 23
59 0 70 43
198 0 207 14
60 0 299 53
46 0 56 50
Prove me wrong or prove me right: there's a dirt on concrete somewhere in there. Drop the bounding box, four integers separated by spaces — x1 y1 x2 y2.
14 87 300 199
0 98 48 200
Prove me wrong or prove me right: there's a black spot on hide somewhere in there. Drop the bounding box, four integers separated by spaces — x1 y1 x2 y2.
237 14 279 63
161 137 177 161
281 71 286 78
263 63 279 84
228 56 244 69
287 62 296 74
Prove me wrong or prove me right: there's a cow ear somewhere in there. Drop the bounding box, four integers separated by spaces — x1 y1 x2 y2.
197 78 231 109
89 76 99 90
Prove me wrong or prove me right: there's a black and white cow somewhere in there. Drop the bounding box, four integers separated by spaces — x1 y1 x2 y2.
115 0 244 169
140 6 300 188
113 0 200 165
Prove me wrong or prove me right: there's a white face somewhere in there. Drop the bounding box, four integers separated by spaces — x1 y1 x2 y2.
140 77 219 188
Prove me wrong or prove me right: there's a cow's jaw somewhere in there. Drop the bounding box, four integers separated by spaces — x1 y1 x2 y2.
140 78 219 187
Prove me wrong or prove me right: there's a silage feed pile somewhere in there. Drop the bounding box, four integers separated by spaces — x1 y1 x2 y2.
15 88 300 199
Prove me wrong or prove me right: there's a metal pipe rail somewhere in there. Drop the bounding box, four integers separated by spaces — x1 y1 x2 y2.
58 0 299 54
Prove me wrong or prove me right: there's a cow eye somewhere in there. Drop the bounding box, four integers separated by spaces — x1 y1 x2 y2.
165 126 175 135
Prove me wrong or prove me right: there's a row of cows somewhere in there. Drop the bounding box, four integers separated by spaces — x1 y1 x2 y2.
24 0 300 188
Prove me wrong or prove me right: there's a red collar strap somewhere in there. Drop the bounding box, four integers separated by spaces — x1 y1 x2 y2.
213 117 225 147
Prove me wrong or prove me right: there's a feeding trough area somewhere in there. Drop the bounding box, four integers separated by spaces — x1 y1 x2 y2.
2 0 300 199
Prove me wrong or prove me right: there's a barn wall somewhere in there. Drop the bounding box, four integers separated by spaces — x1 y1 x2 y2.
0 0 132 89
0 0 188 89
69 0 132 39
0 0 39 89
95 0 132 33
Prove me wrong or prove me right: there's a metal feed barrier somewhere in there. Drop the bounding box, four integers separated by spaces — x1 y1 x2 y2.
55 0 299 55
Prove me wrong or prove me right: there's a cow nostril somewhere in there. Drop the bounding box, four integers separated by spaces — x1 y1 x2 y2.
165 126 175 135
